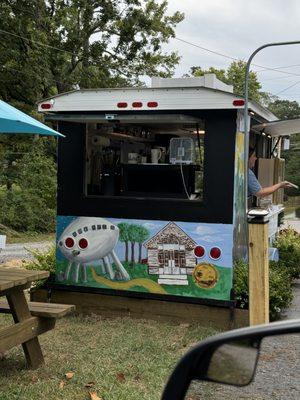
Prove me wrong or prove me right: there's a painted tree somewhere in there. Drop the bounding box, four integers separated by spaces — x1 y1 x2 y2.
136 226 150 263
117 222 130 262
127 224 141 265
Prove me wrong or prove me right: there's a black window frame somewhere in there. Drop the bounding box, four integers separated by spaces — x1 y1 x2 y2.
57 109 236 224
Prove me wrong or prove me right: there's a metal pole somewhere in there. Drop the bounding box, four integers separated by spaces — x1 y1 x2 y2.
244 41 300 326
243 40 300 213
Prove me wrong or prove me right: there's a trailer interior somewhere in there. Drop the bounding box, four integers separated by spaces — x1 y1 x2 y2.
84 114 205 202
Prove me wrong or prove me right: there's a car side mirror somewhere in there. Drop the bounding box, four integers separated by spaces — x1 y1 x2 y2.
204 337 260 386
161 319 300 400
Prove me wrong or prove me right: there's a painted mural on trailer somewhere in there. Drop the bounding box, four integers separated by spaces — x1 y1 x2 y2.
56 216 234 301
233 109 248 260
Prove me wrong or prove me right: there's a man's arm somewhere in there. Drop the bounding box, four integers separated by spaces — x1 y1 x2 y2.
255 181 294 197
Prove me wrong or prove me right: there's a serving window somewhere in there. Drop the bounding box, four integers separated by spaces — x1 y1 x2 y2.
57 110 236 224
84 114 205 203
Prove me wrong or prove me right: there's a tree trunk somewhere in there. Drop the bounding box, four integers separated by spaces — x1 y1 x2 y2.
138 243 142 263
125 241 128 263
131 242 135 265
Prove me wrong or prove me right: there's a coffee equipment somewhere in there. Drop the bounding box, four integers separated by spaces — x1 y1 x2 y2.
151 148 162 164
154 146 166 163
128 152 140 164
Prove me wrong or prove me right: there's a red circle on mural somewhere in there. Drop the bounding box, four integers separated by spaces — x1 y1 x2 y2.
65 237 75 248
210 247 221 260
194 245 205 258
78 238 88 249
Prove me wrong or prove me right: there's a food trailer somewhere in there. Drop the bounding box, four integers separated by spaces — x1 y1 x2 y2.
38 75 296 306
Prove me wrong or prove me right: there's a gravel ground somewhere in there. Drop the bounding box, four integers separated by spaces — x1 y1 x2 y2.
204 283 300 399
188 280 300 400
0 241 52 264
187 217 300 400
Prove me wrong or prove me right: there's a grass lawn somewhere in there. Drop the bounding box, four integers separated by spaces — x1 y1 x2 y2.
0 222 55 244
5 232 55 244
0 314 217 400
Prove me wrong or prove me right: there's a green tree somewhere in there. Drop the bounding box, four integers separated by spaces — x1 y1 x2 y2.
0 148 57 232
189 66 229 84
267 99 300 119
118 222 130 262
189 60 262 102
0 1 183 233
135 225 150 263
0 0 184 112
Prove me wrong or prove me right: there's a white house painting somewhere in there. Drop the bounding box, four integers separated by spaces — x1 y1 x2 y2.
144 222 197 285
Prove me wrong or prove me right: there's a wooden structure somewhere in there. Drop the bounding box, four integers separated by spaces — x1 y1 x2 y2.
0 267 75 369
248 216 270 326
31 288 249 330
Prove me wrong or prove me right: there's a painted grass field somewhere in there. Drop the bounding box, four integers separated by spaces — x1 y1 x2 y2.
56 261 232 301
0 313 216 400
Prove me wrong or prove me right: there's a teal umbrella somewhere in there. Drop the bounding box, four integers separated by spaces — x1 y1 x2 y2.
0 99 64 137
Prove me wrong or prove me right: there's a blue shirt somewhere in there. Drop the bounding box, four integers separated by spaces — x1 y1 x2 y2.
248 169 261 196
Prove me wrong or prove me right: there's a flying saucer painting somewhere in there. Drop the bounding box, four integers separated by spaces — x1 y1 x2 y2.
57 217 130 283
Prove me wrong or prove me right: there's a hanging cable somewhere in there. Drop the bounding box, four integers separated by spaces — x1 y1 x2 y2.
174 37 300 77
180 162 191 200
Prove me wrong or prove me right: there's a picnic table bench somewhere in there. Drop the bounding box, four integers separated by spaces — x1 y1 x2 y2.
0 266 75 369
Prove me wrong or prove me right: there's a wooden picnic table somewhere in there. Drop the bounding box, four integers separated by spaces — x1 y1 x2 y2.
0 266 74 369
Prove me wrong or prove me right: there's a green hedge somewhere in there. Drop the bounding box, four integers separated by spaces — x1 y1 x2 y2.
234 228 300 320
273 228 300 279
233 259 293 321
295 207 300 218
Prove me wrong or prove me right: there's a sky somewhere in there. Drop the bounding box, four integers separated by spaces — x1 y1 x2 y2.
159 0 300 102
57 216 233 268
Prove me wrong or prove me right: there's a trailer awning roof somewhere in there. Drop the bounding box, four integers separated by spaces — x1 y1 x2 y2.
252 118 300 137
45 113 202 124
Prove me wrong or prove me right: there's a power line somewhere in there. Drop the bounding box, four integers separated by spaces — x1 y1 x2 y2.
175 36 300 100
275 80 300 95
0 28 75 56
256 62 300 73
263 75 297 82
2 26 300 99
2 28 300 79
175 37 300 78
174 37 237 62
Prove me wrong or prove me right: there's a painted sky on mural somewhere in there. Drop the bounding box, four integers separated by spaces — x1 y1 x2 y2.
57 216 233 268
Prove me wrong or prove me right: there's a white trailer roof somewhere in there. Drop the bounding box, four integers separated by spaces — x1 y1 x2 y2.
252 118 300 137
37 86 277 123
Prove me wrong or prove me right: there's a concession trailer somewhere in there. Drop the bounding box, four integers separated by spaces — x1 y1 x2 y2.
38 74 298 306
